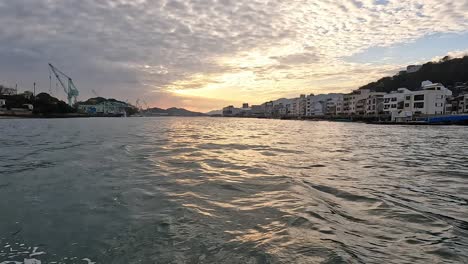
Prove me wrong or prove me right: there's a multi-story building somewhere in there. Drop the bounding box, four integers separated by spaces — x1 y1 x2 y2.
250 105 265 117
306 94 343 116
383 88 408 115
335 97 344 115
386 82 453 121
365 93 386 116
222 105 242 116
291 94 307 117
342 89 371 115
325 95 344 115
448 94 468 114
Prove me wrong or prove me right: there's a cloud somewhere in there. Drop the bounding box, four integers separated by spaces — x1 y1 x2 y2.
0 0 467 111
431 49 468 62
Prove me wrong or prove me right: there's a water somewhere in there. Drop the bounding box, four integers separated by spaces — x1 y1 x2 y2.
0 117 467 264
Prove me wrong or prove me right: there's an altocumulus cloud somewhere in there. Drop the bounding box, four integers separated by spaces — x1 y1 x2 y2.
0 0 467 111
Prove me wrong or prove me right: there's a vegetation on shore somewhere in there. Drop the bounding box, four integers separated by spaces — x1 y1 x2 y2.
360 56 468 93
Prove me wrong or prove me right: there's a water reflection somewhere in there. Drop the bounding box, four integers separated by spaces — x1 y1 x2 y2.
0 117 467 263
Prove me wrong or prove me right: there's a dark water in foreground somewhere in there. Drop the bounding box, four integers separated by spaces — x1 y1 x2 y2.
0 117 467 264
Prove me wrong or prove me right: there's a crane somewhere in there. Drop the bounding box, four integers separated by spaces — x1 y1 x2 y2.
48 63 79 105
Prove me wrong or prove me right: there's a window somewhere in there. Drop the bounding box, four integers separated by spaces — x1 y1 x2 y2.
391 97 397 102
414 102 424 108
404 103 410 108
384 98 390 103
414 94 424 101
405 96 411 100
391 104 397 108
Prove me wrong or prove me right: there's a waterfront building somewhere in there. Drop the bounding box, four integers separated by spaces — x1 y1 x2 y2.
78 101 128 115
263 101 274 117
448 94 468 114
365 93 386 116
325 95 344 115
342 89 370 115
306 94 343 116
250 105 265 117
384 82 453 121
291 94 307 117
383 88 408 116
0 99 5 108
335 97 344 115
222 105 242 116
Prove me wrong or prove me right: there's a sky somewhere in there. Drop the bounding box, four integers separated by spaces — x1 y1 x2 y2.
0 0 467 112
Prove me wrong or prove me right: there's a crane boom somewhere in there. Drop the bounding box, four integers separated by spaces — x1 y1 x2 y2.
48 63 79 105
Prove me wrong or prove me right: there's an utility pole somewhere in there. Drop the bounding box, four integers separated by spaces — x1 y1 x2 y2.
33 82 36 97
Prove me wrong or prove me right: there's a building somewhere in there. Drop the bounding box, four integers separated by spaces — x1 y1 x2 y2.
365 93 386 116
291 94 307 117
409 82 452 115
222 105 242 116
448 94 468 114
335 97 344 115
325 95 344 115
78 101 128 115
250 105 265 117
305 94 343 116
0 99 6 108
383 88 408 116
385 82 452 121
341 89 371 115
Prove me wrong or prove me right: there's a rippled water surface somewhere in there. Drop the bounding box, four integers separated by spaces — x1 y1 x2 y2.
1 117 468 263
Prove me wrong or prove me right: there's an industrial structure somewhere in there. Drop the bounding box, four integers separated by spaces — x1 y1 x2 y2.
48 63 80 106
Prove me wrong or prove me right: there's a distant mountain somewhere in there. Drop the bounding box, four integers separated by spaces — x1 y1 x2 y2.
205 109 223 116
360 56 468 94
143 107 206 116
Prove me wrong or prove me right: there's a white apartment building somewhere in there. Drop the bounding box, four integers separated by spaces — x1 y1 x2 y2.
291 94 307 117
365 93 386 116
342 89 371 115
385 82 452 121
335 98 344 115
326 94 344 115
306 94 343 116
383 88 408 115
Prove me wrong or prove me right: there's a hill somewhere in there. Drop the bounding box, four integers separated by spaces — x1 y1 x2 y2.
76 97 127 105
143 107 205 116
360 56 468 94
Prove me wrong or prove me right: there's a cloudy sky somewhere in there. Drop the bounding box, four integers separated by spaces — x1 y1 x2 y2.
1 0 467 112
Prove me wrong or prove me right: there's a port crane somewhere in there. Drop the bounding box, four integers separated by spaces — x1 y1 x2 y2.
48 63 79 105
